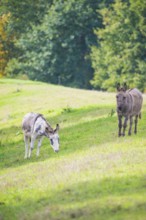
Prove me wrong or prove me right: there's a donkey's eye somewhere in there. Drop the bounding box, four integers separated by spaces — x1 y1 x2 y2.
123 96 126 100
50 139 53 145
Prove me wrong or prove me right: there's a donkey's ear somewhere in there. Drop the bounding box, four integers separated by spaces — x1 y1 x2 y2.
54 124 59 132
116 83 120 91
123 82 127 91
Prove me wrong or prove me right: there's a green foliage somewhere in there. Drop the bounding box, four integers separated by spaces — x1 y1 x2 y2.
91 0 146 91
0 0 53 79
5 0 102 88
1 0 53 34
2 0 146 91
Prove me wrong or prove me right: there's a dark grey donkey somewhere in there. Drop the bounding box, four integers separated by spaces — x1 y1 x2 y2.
116 83 143 136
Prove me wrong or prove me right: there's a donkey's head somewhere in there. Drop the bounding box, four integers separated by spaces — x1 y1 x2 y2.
45 124 60 153
116 83 128 113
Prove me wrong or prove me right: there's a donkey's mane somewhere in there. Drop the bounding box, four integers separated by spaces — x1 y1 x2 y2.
127 88 134 92
38 114 54 132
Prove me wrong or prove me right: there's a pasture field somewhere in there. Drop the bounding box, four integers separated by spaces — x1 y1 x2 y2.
0 79 146 220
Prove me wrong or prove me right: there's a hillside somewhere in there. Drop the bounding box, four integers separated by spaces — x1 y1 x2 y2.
0 79 146 220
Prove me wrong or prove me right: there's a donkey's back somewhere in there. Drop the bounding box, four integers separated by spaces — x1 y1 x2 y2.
22 112 41 134
128 88 143 116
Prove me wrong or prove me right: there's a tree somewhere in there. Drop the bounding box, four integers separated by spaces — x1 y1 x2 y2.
0 13 11 77
6 0 102 88
1 0 53 77
91 0 146 91
1 0 53 34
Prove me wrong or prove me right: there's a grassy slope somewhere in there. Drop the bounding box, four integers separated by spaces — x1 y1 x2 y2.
0 79 146 220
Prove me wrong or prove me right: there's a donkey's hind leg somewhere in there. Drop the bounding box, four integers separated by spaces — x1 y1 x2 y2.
134 115 138 134
128 116 133 136
24 135 29 159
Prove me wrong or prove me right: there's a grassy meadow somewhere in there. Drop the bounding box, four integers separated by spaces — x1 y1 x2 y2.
0 79 146 220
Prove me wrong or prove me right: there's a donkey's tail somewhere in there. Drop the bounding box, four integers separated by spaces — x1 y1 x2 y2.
139 113 142 119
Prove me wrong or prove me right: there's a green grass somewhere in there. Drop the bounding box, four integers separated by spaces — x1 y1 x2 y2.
0 78 146 220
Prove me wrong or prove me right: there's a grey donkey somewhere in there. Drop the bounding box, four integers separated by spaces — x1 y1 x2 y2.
22 112 60 158
116 83 143 136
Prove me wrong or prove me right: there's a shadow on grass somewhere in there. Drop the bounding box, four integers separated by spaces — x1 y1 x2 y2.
0 174 146 220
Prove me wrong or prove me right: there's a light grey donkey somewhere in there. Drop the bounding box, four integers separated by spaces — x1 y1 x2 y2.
22 112 60 158
116 83 143 136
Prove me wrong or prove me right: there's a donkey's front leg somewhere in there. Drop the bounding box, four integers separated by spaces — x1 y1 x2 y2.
28 136 35 158
37 137 43 157
118 115 122 136
134 115 138 134
122 116 128 136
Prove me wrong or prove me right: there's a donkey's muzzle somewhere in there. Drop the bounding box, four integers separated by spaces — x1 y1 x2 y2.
118 106 122 111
